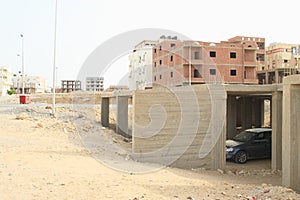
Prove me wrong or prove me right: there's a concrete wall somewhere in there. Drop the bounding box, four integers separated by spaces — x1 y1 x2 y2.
132 84 226 169
282 75 300 192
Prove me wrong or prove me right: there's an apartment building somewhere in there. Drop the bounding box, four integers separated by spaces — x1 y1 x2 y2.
128 40 157 90
86 77 104 92
12 76 46 94
257 43 300 84
152 36 265 86
0 67 13 96
61 80 81 93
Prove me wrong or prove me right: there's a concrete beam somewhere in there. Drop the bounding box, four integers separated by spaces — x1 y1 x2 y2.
282 75 300 192
271 91 282 170
116 96 129 137
101 97 109 127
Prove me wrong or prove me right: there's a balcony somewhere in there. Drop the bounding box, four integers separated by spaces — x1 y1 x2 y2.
244 79 258 84
244 61 257 67
182 59 204 65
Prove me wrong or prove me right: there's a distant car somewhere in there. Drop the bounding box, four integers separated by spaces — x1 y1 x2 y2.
226 128 272 164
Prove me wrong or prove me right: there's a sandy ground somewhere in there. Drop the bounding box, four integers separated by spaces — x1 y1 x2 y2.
0 96 299 199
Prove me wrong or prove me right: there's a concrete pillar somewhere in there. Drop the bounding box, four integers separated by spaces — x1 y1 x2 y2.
265 72 269 84
101 97 109 127
271 91 282 170
227 95 237 139
116 96 129 136
241 96 252 129
260 99 265 126
252 97 262 128
236 97 242 128
282 75 300 192
275 70 279 84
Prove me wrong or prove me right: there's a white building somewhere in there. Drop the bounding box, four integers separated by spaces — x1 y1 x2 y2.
86 77 104 92
0 67 13 96
128 40 157 90
12 76 46 94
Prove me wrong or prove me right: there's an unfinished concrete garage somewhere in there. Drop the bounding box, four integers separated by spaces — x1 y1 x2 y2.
100 77 300 192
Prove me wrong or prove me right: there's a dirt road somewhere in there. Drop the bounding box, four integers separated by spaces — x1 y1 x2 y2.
0 102 299 199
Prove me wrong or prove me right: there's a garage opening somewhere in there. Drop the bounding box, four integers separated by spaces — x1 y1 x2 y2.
225 95 272 172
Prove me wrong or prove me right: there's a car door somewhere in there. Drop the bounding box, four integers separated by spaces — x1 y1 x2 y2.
248 132 270 158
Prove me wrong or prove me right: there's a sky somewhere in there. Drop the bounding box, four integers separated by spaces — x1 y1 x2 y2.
1 0 300 89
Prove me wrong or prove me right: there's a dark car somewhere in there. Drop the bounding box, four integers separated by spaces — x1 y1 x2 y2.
226 128 272 164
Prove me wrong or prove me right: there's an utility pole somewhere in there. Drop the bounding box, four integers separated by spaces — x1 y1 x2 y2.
20 34 24 95
52 0 58 115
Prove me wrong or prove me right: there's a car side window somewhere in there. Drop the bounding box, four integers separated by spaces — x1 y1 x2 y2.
255 133 265 140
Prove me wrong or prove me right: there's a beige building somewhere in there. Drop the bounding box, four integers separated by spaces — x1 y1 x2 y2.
12 76 46 94
0 67 13 96
257 43 300 84
129 40 157 90
86 77 104 92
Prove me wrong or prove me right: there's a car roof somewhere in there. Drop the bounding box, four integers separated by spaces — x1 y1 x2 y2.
245 128 272 133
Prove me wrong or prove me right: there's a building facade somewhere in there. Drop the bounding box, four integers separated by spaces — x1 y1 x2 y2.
152 36 265 87
257 43 300 84
86 77 104 92
0 67 13 96
128 40 157 90
61 80 81 93
12 76 46 94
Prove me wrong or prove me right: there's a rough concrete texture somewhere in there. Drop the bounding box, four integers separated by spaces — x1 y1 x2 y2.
132 84 226 170
282 75 300 192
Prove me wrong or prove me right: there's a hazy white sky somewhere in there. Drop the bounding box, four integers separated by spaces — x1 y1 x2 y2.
1 0 299 89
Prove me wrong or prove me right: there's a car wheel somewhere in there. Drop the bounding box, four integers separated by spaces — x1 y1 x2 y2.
234 151 247 164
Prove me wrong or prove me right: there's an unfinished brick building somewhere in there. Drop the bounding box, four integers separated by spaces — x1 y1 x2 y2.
152 36 265 86
257 43 300 84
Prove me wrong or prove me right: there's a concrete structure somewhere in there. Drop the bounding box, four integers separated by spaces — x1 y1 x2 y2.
86 77 104 92
12 75 46 94
61 80 81 93
132 85 226 169
0 67 13 96
99 82 300 192
152 36 265 87
105 85 129 92
257 43 300 84
129 40 157 90
282 75 300 192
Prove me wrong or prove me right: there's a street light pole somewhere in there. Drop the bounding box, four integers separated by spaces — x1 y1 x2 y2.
20 34 24 95
52 0 58 115
189 42 192 86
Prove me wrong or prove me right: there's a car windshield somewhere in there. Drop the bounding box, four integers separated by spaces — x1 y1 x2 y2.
233 131 256 142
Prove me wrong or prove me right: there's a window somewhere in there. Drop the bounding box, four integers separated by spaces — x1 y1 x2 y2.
154 76 156 81
210 51 216 57
154 48 156 53
160 75 162 79
171 72 173 78
194 69 201 78
170 43 175 47
284 59 288 63
230 52 236 58
210 69 216 75
159 60 162 65
170 55 173 62
154 62 156 67
159 46 162 50
230 69 237 76
194 51 200 59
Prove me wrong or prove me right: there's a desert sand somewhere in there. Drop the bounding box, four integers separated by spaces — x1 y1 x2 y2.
0 95 299 200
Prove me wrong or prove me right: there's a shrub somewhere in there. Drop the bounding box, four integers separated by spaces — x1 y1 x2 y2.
7 89 16 95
